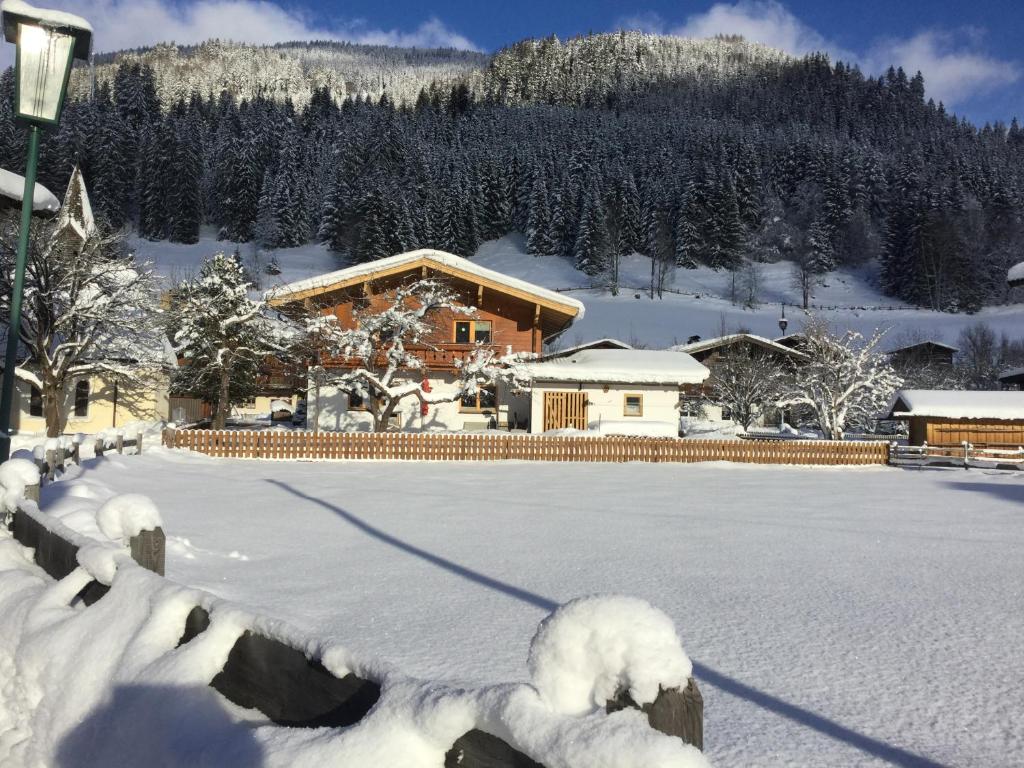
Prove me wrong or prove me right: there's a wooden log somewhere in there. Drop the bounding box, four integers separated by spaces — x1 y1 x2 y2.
177 607 381 728
23 481 40 503
45 449 57 481
445 730 545 768
130 526 165 576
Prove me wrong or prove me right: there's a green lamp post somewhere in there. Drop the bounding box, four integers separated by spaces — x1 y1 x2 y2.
0 2 92 462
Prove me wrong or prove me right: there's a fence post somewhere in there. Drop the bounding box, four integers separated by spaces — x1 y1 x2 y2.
129 526 165 576
116 433 124 454
72 440 81 466
607 679 704 751
23 480 39 503
963 440 970 470
44 449 57 482
136 431 144 455
94 438 105 458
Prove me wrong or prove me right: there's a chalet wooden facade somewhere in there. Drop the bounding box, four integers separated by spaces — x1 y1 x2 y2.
885 389 1024 447
269 249 584 431
885 341 957 371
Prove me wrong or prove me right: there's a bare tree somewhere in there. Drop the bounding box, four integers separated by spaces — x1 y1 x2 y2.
777 320 902 440
709 345 789 429
0 170 163 436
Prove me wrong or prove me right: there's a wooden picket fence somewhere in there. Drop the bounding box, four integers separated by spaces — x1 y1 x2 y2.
164 428 890 465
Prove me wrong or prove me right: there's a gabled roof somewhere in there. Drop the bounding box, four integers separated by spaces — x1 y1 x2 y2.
527 349 709 385
671 333 807 360
884 389 1024 420
886 340 958 354
267 249 585 321
541 338 632 361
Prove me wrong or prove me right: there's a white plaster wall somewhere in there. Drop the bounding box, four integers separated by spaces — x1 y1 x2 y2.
528 382 681 433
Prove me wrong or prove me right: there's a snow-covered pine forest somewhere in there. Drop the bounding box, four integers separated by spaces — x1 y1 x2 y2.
6 32 1024 312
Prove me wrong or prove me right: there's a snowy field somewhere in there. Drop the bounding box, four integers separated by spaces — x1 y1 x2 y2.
39 450 1024 767
130 231 1024 350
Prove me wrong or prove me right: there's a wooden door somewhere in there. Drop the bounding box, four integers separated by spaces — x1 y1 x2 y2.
544 391 588 431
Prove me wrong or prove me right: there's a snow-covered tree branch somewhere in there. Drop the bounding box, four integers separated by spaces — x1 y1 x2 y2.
303 278 531 431
169 252 296 429
708 346 790 430
777 320 902 440
0 170 164 436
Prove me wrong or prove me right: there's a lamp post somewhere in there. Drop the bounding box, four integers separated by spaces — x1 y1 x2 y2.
0 2 91 462
778 303 788 337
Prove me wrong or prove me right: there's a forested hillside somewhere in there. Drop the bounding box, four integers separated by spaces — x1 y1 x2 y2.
5 32 1024 311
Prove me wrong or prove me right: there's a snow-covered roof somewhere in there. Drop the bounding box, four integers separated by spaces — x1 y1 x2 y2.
0 168 59 213
671 333 807 359
885 389 1024 420
1009 261 1024 287
527 349 709 385
267 249 585 320
885 340 958 354
541 338 632 360
999 367 1024 382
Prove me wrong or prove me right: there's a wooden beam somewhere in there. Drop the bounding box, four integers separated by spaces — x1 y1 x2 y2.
532 304 541 354
477 284 484 308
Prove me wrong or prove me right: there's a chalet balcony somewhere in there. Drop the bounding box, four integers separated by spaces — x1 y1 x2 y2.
320 343 500 373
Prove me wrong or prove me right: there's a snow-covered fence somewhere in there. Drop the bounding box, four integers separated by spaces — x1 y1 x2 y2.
0 460 707 767
94 430 145 458
164 427 891 465
890 441 1024 471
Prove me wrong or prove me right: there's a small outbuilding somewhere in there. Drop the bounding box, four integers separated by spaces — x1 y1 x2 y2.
524 349 709 436
884 389 1024 446
885 340 957 370
999 367 1024 391
1008 261 1024 289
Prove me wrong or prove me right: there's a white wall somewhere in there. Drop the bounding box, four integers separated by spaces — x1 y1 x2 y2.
528 382 681 434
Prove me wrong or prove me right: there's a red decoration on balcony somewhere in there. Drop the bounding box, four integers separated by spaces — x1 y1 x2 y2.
421 377 431 392
420 400 429 417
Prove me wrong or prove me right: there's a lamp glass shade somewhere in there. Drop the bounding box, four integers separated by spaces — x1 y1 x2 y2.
15 22 74 124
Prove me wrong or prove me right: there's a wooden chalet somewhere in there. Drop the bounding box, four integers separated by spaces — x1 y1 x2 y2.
886 340 957 370
884 389 1024 447
269 249 584 431
999 367 1024 391
1009 261 1024 289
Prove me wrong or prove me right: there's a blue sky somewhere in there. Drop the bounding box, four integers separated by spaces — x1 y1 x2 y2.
41 0 1024 124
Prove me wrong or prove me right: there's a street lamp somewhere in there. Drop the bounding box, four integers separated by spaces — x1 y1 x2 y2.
778 303 788 337
0 1 91 462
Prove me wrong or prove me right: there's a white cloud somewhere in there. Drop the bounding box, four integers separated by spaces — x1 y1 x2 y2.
0 0 478 65
864 31 1020 107
619 2 1020 110
672 1 848 59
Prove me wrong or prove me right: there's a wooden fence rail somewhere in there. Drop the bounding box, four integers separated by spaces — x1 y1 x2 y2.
164 428 891 466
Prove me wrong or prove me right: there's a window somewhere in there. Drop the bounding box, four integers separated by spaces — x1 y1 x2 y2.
348 390 368 411
623 393 643 417
460 386 496 412
29 385 42 417
74 380 90 418
454 320 492 344
679 396 703 419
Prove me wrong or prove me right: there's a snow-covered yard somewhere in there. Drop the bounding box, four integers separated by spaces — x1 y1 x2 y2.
36 451 1024 767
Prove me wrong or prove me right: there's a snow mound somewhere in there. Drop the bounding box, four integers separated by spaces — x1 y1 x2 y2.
96 495 163 543
0 459 39 513
528 596 693 716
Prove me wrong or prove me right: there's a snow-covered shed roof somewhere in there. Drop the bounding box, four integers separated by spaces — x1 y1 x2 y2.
885 340 958 354
267 249 585 322
527 349 709 385
998 367 1024 385
1009 262 1024 288
885 390 1024 421
671 333 807 360
0 168 59 213
541 338 632 361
